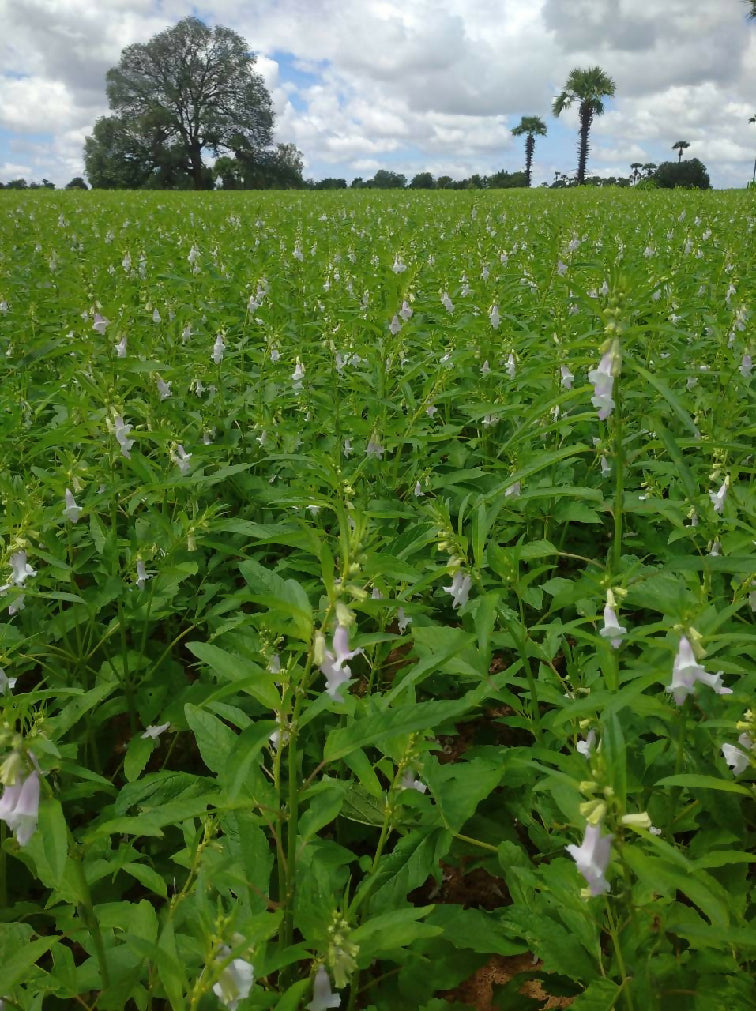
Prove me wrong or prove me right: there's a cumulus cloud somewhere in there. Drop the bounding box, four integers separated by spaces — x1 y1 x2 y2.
0 0 753 187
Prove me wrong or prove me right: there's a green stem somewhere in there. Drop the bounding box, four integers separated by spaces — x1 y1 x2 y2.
666 698 689 832
611 376 624 576
71 843 110 990
606 900 635 1011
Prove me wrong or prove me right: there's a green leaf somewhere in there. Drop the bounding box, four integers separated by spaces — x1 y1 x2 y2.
655 774 752 795
424 757 502 833
569 978 622 1010
323 696 475 763
352 906 441 960
239 557 313 641
184 703 239 776
186 640 280 708
124 734 157 783
362 827 452 916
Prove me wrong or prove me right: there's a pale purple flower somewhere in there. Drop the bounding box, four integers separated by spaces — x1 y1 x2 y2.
171 445 192 475
332 624 362 670
506 353 516 379
92 313 109 335
152 308 161 323
141 722 170 740
321 651 352 702
113 415 134 459
666 635 732 706
441 291 454 313
64 489 81 523
566 822 613 896
187 245 200 266
307 966 341 1011
389 314 401 335
560 365 574 390
399 769 428 794
556 260 568 276
366 436 384 459
588 351 615 421
443 571 472 610
489 304 500 329
0 768 40 847
481 360 491 376
343 438 352 458
399 300 413 321
413 481 423 497
212 334 225 365
739 353 752 379
156 377 172 400
505 481 521 499
212 949 254 1011
599 605 626 649
292 358 305 389
392 254 407 274
114 335 127 358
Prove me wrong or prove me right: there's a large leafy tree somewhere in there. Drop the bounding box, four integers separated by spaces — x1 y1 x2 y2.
99 16 274 189
511 116 547 187
552 66 616 184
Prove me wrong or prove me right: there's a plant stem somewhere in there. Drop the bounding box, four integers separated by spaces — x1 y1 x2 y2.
611 373 624 576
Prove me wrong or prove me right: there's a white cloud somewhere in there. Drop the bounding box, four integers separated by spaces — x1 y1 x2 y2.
0 0 753 187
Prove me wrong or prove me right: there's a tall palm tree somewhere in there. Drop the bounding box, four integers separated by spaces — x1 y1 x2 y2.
511 116 547 188
552 66 616 185
672 140 690 163
630 162 642 185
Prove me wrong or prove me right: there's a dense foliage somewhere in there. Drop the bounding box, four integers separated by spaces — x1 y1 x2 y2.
85 17 276 190
0 188 755 1010
654 159 712 190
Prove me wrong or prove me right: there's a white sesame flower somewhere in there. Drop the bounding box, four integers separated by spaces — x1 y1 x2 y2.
0 768 40 847
156 377 172 400
141 723 170 740
506 353 516 379
599 604 626 649
392 254 407 274
667 635 732 706
152 308 161 323
135 559 153 590
576 729 596 758
307 965 341 1011
566 821 612 897
0 668 18 693
114 335 127 358
588 350 615 421
489 304 500 328
722 743 750 776
171 445 192 475
212 948 254 1011
709 476 729 514
212 334 225 365
113 415 134 459
740 354 752 379
560 365 574 389
92 313 109 335
64 489 81 523
443 571 472 610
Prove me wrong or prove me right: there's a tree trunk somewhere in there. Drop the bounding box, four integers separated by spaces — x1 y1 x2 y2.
577 103 593 185
189 141 204 189
525 134 535 188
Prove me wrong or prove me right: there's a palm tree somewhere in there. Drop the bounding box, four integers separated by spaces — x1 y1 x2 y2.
630 162 642 185
552 66 616 185
511 116 547 188
642 162 657 178
672 140 690 163
750 115 756 181
748 1 755 19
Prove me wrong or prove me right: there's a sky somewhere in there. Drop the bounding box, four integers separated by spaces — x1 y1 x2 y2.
0 0 754 189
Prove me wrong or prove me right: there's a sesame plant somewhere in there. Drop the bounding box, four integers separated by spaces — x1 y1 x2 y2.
0 187 754 1011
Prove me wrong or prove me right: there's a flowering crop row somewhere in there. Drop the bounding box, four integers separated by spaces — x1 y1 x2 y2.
0 188 754 1010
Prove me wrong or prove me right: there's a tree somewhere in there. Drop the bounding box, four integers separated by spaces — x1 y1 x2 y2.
65 177 89 190
488 169 528 188
552 66 616 184
630 162 642 184
409 172 435 189
511 116 547 187
367 169 406 189
747 1 755 19
101 16 274 189
672 140 690 163
653 158 710 189
642 162 657 178
84 113 194 189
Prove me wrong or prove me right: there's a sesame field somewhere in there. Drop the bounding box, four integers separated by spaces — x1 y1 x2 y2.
0 187 755 1010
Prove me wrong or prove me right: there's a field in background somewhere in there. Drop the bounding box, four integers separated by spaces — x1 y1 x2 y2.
0 189 755 1010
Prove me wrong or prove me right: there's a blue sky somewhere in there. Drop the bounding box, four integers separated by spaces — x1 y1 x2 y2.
0 0 754 188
